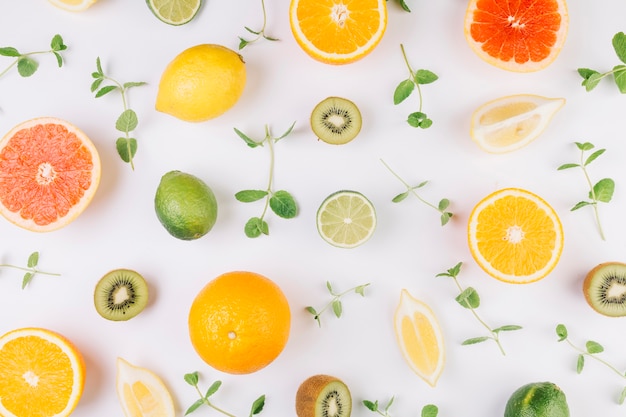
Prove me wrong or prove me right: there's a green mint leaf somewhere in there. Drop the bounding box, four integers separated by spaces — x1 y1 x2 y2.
123 81 147 89
235 190 268 202
462 336 490 345
557 163 580 170
53 51 63 67
27 251 39 268
577 354 585 373
571 201 592 211
392 191 409 203
354 284 369 296
586 340 604 354
440 212 452 226
584 148 605 166
407 111 427 127
50 34 65 50
116 137 137 163
556 324 568 341
583 73 603 91
438 198 450 210
17 57 38 77
115 109 138 133
411 181 429 189
578 68 599 80
91 71 101 79
205 380 222 398
238 38 250 50
22 272 34 289
244 26 261 35
455 287 480 309
234 127 259 148
592 178 615 203
250 395 265 415
276 121 296 141
90 78 104 93
619 387 626 405
332 300 342 318
393 79 414 105
244 217 269 238
397 0 411 12
184 372 199 386
492 325 522 333
305 306 317 315
269 190 297 219
326 281 333 293
96 56 104 74
448 262 462 277
0 47 20 57
613 65 626 93
95 85 118 98
363 400 378 411
264 35 279 42
422 404 439 417
576 141 594 151
415 69 438 84
185 398 205 415
385 397 395 411
612 32 626 64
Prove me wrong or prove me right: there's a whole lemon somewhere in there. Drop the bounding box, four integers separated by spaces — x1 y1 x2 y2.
156 44 246 122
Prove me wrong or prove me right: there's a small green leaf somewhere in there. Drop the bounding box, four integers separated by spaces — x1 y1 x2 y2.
577 354 585 373
578 68 599 80
332 300 342 318
326 281 333 293
238 38 250 50
354 284 369 296
411 181 429 189
96 56 104 74
250 395 265 415
115 109 139 133
571 201 592 211
392 191 409 203
269 190 297 219
385 397 395 411
440 212 452 226
363 400 378 411
205 381 221 398
557 163 580 170
613 65 626 93
592 178 615 203
393 79 414 105
492 325 522 333
612 32 626 64
95 85 118 98
50 34 65 51
17 57 38 77
184 372 199 386
420 118 433 129
455 287 480 309
235 190 268 202
234 127 259 148
586 340 604 354
305 306 317 315
584 148 605 166
462 336 490 345
27 252 39 268
244 217 269 238
116 137 137 164
447 262 462 277
422 404 439 417
556 324 568 341
438 198 450 210
90 78 104 93
583 73 603 91
0 47 20 57
415 69 438 84
244 26 261 35
185 398 205 415
54 52 63 67
407 111 427 127
576 141 594 151
276 121 296 140
123 81 147 89
618 386 626 405
22 272 34 289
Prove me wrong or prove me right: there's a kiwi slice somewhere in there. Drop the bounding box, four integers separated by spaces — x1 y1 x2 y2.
296 374 352 417
94 269 149 321
310 96 362 145
583 262 626 317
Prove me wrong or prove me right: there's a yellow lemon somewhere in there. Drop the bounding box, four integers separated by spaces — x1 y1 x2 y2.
156 44 246 122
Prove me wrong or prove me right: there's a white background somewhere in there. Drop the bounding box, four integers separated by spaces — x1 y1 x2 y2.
2 0 626 416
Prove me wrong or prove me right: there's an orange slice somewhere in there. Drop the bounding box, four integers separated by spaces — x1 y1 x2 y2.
394 289 445 387
0 327 85 417
116 358 175 417
48 0 98 11
468 188 564 283
289 0 388 65
464 0 569 72
0 117 101 232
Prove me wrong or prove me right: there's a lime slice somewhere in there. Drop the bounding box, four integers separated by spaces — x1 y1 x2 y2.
146 0 202 26
316 190 376 248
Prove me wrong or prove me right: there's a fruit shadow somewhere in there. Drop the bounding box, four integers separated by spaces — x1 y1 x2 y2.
79 349 105 409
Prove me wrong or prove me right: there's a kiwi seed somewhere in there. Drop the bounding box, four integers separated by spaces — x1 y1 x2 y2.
94 269 149 321
295 374 352 417
583 262 626 317
310 96 362 145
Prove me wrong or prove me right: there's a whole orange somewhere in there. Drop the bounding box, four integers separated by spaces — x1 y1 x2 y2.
188 271 291 374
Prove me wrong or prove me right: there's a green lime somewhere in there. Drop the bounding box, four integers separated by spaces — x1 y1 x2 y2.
316 190 376 248
155 170 218 240
504 381 570 417
146 0 202 26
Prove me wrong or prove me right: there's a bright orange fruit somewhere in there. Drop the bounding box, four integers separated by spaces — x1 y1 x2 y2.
464 0 568 72
0 327 86 417
468 188 564 283
188 271 291 374
0 117 101 232
289 0 388 65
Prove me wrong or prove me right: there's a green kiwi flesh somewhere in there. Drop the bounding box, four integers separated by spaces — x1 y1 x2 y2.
310 97 362 145
583 262 626 317
296 374 352 417
94 269 149 321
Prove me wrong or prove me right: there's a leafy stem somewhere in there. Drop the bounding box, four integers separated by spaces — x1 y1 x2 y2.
557 141 614 241
234 122 298 238
0 34 66 79
184 371 265 416
394 44 438 129
556 324 626 404
578 32 626 93
436 262 522 355
91 57 146 170
363 397 438 417
381 159 452 226
306 281 370 327
238 0 278 49
1 252 60 289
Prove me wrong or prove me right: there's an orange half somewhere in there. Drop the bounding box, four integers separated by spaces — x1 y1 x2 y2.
464 0 568 72
289 0 388 64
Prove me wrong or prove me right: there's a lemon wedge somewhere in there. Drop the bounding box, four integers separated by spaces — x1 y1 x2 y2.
116 358 175 417
470 94 565 153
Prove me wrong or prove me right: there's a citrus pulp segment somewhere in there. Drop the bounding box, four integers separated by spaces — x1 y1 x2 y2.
188 271 291 374
468 188 564 283
289 0 388 64
393 289 445 387
47 0 98 11
470 94 565 153
316 190 376 248
0 327 85 417
146 0 202 26
464 0 569 72
0 117 101 232
116 358 175 417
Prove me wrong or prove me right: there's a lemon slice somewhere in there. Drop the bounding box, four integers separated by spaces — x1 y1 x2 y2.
116 358 175 417
47 0 97 11
316 190 376 248
146 0 202 26
470 94 565 153
393 289 445 387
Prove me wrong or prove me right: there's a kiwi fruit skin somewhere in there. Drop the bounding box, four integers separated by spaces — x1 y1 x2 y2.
583 262 626 317
310 96 362 145
94 269 149 321
296 374 352 417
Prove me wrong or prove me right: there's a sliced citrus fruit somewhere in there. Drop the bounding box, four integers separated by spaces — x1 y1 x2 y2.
146 0 202 26
464 0 569 72
116 358 175 417
468 188 564 284
0 327 85 417
0 117 101 232
289 0 388 64
394 289 445 387
316 190 376 248
48 0 98 11
470 94 565 153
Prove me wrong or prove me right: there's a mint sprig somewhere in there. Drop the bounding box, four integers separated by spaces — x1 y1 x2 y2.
578 32 626 93
305 281 370 327
184 372 265 416
238 0 278 49
0 34 66 79
363 397 438 417
1 251 60 289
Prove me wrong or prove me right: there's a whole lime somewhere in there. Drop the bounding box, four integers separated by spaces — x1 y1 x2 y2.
504 381 570 417
155 171 218 240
